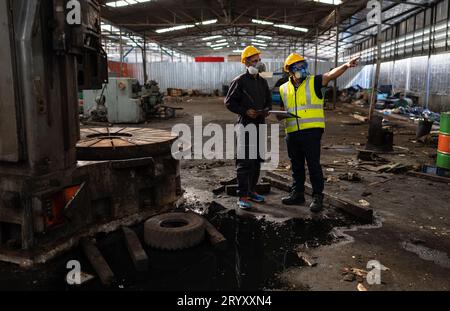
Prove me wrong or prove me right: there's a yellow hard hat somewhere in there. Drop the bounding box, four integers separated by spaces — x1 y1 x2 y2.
241 46 261 64
284 53 305 72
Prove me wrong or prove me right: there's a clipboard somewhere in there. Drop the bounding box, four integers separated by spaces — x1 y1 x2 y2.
269 110 301 119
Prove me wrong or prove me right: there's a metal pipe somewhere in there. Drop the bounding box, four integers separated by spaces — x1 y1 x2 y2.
315 27 318 75
369 0 384 121
119 28 123 77
333 8 339 110
425 4 436 110
142 33 148 83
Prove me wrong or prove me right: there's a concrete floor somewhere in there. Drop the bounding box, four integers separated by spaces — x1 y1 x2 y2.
1 96 447 291
150 96 450 291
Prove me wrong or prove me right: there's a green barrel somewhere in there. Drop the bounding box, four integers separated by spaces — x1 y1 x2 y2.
437 152 450 169
440 112 450 135
437 112 450 170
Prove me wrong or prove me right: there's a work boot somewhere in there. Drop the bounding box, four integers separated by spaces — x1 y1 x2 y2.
281 191 305 205
310 194 324 213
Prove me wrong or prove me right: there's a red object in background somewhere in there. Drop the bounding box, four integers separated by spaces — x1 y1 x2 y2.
195 56 225 62
45 185 82 229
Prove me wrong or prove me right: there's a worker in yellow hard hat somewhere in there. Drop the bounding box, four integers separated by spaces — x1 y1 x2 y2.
224 46 272 210
279 53 359 212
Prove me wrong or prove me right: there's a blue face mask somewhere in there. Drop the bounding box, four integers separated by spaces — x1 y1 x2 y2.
290 62 310 80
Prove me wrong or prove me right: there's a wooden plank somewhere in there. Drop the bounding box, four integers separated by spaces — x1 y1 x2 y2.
297 251 317 267
352 114 368 123
407 171 450 184
80 237 114 286
263 172 373 223
122 227 148 272
204 220 227 250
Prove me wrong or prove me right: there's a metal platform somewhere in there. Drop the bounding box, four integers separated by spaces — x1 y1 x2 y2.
77 127 178 160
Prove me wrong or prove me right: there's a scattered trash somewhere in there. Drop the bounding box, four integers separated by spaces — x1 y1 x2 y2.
326 176 339 183
352 114 368 123
213 177 237 194
358 199 370 207
372 162 413 174
357 283 368 291
339 172 362 182
342 267 369 285
297 252 318 267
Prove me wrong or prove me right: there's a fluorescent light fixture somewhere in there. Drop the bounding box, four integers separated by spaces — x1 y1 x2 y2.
252 19 274 25
313 0 342 5
195 19 218 25
216 39 227 43
251 39 266 43
155 24 195 33
106 0 152 8
256 35 272 40
233 49 244 53
252 42 268 47
210 42 228 48
274 24 308 32
202 35 223 41
213 47 223 50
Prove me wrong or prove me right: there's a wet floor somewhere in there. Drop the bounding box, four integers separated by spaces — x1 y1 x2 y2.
401 241 450 270
0 202 362 291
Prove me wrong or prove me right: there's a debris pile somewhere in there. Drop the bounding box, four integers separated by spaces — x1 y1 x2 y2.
342 84 441 124
166 88 221 98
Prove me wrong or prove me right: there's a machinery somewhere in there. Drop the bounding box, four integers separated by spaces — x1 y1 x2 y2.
0 0 181 266
83 78 176 124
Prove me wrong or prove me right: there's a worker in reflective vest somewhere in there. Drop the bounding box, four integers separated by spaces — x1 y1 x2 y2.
279 53 359 212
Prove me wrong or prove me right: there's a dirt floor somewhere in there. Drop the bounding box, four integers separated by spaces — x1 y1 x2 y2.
1 96 448 291
150 96 450 291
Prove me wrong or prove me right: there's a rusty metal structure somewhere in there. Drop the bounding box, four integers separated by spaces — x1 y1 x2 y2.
0 0 180 266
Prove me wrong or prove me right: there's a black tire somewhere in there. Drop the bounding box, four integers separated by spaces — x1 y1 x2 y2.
144 213 205 250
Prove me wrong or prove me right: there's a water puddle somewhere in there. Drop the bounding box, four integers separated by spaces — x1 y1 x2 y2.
401 241 450 269
0 200 367 290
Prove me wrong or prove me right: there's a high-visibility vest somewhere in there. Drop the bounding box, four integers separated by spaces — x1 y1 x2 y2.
279 76 325 134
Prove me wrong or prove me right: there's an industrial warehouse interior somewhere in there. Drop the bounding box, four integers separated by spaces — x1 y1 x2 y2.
0 0 450 297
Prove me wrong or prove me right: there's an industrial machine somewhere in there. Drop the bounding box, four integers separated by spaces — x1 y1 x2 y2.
83 78 176 124
0 0 181 266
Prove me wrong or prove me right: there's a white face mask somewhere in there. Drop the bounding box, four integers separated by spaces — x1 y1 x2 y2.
248 66 259 75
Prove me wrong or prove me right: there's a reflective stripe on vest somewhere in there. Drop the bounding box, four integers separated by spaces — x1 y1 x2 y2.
280 76 325 133
286 118 325 129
